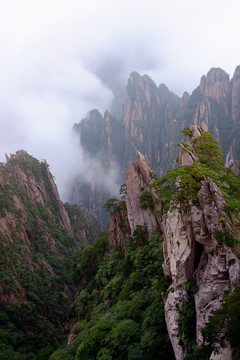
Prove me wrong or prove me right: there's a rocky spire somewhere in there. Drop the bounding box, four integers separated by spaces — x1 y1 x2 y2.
231 65 240 122
109 124 240 359
161 124 240 360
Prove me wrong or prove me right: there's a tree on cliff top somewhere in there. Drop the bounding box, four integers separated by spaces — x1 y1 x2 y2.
191 131 223 170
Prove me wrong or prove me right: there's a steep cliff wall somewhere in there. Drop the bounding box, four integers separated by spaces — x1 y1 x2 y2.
111 124 240 359
72 65 240 229
122 72 181 169
161 125 240 359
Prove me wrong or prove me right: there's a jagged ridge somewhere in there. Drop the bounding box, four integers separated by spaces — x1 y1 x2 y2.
72 65 240 228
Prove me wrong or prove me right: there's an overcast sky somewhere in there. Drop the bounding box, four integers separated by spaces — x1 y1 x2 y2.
0 0 240 199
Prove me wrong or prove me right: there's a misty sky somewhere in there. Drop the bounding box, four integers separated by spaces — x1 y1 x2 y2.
1 0 240 200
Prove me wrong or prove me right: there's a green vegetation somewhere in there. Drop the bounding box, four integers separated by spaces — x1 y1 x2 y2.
177 280 198 354
139 190 154 211
177 141 190 148
103 198 119 213
191 131 223 169
178 299 196 353
119 183 127 199
64 203 100 244
213 230 237 247
151 165 205 211
186 282 240 359
2 126 240 360
151 129 240 224
50 232 174 359
0 152 94 359
103 192 127 219
181 127 192 136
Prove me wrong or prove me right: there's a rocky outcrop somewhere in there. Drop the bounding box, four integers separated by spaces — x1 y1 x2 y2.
180 91 190 109
178 144 196 166
164 287 189 359
105 119 240 358
108 150 163 248
193 68 231 129
162 207 196 285
199 68 231 114
123 72 160 142
231 65 240 122
225 144 240 175
3 151 73 235
194 244 240 344
125 151 158 235
160 125 240 360
72 65 240 229
108 207 131 248
73 72 181 229
122 72 181 170
178 123 207 166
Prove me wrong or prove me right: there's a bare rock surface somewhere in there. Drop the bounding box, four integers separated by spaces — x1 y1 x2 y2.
125 152 158 235
164 288 188 360
231 65 240 122
162 207 195 284
210 347 233 360
199 68 231 115
160 123 240 359
194 246 240 344
109 121 240 359
108 208 131 248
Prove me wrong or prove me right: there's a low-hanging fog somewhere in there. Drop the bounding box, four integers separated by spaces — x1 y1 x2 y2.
1 0 240 201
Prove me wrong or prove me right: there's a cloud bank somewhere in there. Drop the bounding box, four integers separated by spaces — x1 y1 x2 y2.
0 0 240 200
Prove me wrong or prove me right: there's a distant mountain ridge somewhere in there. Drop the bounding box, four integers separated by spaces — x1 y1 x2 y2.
72 66 240 227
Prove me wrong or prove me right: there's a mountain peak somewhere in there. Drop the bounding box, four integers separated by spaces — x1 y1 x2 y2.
199 67 231 104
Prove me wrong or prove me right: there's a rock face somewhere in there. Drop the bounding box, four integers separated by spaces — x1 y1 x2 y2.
194 244 240 345
108 151 159 247
112 124 240 359
72 73 181 228
199 68 231 113
72 65 240 229
122 72 181 170
125 152 158 235
108 206 131 248
231 65 240 122
160 125 240 360
72 109 125 228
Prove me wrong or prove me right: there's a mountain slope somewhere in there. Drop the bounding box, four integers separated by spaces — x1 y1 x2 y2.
0 150 100 359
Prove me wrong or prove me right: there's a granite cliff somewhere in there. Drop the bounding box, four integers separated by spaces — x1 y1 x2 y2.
72 65 240 228
107 123 240 359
